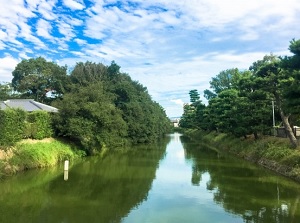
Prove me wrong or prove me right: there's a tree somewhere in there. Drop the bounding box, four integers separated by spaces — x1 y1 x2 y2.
112 77 170 143
180 89 207 129
208 68 242 94
12 57 68 103
250 54 298 148
70 61 108 87
53 60 171 152
189 89 200 103
238 73 273 138
52 82 128 154
0 83 13 100
179 103 197 129
281 39 300 116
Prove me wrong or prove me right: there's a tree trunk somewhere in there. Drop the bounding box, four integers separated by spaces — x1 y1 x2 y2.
275 94 298 148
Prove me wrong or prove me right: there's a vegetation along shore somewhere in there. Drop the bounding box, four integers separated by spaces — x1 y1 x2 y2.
183 129 300 182
0 60 171 179
178 38 300 182
1 38 300 181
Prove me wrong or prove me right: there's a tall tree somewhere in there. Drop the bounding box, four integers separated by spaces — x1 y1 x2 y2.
250 54 298 148
53 60 171 152
281 39 300 116
52 82 128 154
208 68 242 94
12 57 68 103
180 89 206 129
189 89 200 103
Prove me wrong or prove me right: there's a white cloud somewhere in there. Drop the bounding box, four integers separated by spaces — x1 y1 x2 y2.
63 0 85 10
74 38 87 45
37 0 57 20
0 55 19 83
58 22 75 41
0 0 299 116
171 99 184 106
36 19 53 40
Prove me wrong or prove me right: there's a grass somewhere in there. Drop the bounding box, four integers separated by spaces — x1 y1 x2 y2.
0 138 86 177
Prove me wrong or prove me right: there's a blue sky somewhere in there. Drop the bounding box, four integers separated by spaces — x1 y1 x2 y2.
0 0 299 117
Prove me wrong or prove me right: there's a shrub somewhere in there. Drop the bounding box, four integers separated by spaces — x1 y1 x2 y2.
0 108 26 147
26 111 53 139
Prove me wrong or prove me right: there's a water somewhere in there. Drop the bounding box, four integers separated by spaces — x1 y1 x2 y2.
1 133 300 223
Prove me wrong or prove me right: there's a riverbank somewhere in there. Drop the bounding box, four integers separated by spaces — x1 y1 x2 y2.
183 129 300 182
0 138 86 179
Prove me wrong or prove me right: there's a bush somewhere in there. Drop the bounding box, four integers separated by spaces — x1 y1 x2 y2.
26 111 53 139
0 108 26 147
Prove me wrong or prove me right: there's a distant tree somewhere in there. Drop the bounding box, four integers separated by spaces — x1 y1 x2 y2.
112 78 170 143
180 89 206 129
0 83 13 100
12 57 68 103
189 89 200 103
179 103 196 129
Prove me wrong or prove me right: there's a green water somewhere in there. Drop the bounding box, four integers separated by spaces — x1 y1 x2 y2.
1 133 300 223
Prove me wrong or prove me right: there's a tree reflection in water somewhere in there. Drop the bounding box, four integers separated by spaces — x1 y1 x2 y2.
181 135 300 223
0 137 170 223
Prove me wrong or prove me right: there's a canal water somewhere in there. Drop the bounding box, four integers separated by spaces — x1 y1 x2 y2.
1 133 300 223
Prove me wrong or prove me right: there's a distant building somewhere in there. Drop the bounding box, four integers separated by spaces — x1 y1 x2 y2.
170 118 180 127
0 99 58 113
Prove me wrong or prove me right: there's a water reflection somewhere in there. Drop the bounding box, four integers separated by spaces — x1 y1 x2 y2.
0 138 169 223
181 135 300 223
1 134 300 223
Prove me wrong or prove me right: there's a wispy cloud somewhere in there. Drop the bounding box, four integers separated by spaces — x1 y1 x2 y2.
36 19 53 40
0 0 299 117
63 0 86 10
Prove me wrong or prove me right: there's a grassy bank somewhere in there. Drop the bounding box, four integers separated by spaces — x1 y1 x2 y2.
0 138 86 179
184 129 300 182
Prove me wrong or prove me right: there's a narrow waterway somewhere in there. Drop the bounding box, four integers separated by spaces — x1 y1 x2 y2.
1 133 300 223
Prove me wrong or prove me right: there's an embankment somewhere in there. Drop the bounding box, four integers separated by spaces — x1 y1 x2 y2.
0 138 86 179
184 129 300 182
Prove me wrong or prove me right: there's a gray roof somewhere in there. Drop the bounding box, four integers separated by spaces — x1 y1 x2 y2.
0 99 58 112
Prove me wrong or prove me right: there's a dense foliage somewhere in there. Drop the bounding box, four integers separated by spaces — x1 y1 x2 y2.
25 111 53 140
8 60 170 154
0 109 55 147
11 57 68 103
180 39 300 148
0 108 26 147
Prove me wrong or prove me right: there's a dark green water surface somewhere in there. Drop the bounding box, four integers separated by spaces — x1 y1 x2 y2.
1 133 300 223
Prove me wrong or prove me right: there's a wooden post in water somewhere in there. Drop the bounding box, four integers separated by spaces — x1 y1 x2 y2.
64 160 69 181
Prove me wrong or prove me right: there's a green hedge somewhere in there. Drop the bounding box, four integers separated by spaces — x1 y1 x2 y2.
0 109 54 147
25 111 53 140
0 108 26 147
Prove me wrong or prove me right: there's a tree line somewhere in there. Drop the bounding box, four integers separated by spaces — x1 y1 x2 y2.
0 59 171 154
180 39 300 148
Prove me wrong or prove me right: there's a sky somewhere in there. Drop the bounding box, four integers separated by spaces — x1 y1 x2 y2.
0 0 300 118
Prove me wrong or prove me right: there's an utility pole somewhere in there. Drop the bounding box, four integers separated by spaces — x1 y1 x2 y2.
272 100 276 136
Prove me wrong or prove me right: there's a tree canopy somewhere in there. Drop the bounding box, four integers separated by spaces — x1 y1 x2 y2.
12 57 68 103
9 59 171 154
180 39 300 148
